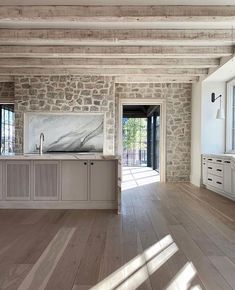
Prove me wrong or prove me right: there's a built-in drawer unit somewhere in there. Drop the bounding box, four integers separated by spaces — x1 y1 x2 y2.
202 154 235 201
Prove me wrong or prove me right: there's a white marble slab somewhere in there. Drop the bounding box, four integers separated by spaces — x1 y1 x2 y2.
24 112 104 154
0 153 120 160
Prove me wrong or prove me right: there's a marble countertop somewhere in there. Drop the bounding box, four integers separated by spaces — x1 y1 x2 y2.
0 153 120 160
202 153 235 159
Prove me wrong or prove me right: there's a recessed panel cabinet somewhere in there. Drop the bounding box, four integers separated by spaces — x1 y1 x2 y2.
90 161 116 201
0 162 3 200
0 158 118 209
33 161 60 200
61 161 88 201
5 161 31 200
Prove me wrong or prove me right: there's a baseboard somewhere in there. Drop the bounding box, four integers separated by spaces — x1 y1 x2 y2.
0 200 118 209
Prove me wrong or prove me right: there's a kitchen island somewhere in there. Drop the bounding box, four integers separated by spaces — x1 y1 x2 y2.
0 154 121 213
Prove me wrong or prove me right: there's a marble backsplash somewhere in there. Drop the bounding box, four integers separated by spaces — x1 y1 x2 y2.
24 112 104 153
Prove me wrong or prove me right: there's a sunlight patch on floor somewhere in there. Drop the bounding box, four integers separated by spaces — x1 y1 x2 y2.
166 262 202 290
122 167 160 190
90 235 177 290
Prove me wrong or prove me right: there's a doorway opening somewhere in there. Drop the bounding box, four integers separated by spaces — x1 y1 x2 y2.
122 105 160 172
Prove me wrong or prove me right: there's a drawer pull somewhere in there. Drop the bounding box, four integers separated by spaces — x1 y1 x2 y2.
208 178 212 181
224 161 231 164
91 162 94 165
216 169 222 172
216 160 222 162
216 181 222 185
208 167 212 169
84 162 87 165
208 158 212 161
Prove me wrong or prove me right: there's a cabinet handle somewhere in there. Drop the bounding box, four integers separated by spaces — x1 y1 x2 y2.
84 162 87 165
224 161 231 164
208 167 212 169
208 178 212 181
216 160 222 162
91 162 94 165
216 169 222 172
216 181 222 185
208 158 212 161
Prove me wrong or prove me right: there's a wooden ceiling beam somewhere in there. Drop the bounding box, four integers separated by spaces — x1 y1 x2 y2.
0 67 208 76
0 58 219 68
0 29 234 46
1 6 235 22
0 46 231 58
115 75 199 83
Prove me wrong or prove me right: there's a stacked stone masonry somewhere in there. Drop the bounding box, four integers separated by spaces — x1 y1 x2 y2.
0 82 14 103
5 76 191 182
115 83 191 182
14 75 115 154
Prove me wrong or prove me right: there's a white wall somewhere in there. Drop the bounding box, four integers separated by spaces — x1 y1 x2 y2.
201 81 226 154
190 80 226 187
191 82 202 186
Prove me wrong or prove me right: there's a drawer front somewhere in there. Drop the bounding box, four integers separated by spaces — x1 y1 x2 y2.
213 164 224 177
207 174 223 190
213 176 223 190
207 174 214 187
207 163 214 174
206 157 214 163
206 157 224 164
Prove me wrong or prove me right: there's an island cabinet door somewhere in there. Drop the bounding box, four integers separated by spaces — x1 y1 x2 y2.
33 161 60 201
0 162 2 200
5 161 31 200
61 161 88 201
90 161 116 201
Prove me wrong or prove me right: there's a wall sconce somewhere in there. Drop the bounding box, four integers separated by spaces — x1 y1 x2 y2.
211 93 225 119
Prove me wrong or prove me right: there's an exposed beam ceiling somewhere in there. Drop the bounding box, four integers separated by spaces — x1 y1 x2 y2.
0 4 234 82
0 46 231 59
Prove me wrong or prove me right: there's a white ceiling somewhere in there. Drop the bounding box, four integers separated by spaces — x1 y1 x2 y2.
205 57 235 82
1 0 235 5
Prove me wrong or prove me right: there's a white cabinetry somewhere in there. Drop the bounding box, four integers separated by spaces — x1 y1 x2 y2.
224 160 232 194
33 161 60 201
0 162 3 200
0 158 118 209
61 160 88 201
90 161 116 201
5 161 31 200
202 155 235 201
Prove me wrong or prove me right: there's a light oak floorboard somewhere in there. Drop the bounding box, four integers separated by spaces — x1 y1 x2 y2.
0 168 235 289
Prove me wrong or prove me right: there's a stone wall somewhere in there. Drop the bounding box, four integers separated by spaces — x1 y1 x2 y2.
13 76 191 181
0 82 14 103
14 75 115 154
115 83 192 181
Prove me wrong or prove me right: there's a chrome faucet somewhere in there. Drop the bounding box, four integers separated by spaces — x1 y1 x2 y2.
36 133 45 155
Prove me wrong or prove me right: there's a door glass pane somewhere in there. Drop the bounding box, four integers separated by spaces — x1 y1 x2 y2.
0 105 15 154
122 117 147 166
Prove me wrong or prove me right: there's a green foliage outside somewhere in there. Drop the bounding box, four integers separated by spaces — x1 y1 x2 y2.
123 118 147 151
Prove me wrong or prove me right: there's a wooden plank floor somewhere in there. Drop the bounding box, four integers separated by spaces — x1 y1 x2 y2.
0 166 235 289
